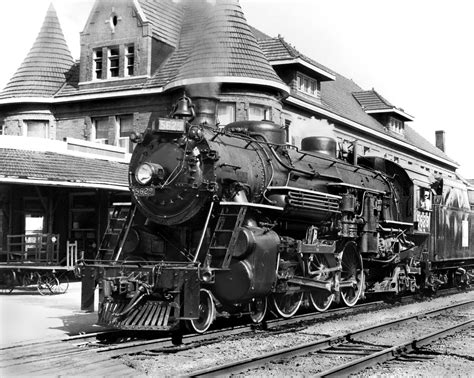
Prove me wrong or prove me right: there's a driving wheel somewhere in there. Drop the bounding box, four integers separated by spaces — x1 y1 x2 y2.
271 291 304 318
308 255 334 312
340 242 364 307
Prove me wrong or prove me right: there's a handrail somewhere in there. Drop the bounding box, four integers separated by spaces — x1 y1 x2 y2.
5 233 59 263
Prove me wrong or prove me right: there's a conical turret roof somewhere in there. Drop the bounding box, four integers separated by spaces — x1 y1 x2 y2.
0 4 74 99
147 0 288 95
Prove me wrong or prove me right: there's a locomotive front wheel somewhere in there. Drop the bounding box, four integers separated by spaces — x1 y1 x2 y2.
340 242 364 307
249 297 267 323
186 289 215 334
271 291 304 318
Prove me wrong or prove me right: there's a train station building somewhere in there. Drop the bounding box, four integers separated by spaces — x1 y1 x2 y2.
0 0 469 263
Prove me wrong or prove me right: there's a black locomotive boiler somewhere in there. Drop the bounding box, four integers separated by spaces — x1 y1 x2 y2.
90 95 474 333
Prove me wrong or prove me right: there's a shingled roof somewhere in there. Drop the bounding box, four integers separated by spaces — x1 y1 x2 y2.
353 90 414 121
0 148 128 190
0 4 74 99
145 0 287 93
318 73 455 164
257 36 335 81
137 0 183 48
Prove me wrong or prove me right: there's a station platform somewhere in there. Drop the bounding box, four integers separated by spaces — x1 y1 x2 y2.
0 282 104 347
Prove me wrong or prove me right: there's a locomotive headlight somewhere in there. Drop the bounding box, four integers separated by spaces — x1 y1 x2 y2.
135 163 165 185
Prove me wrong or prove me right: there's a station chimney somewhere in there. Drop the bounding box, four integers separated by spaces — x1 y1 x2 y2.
435 130 446 152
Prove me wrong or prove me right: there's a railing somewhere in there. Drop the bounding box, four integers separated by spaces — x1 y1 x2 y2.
5 234 60 263
66 240 78 269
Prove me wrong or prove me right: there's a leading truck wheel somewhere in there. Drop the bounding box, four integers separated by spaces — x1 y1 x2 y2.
340 242 364 307
249 297 268 323
186 289 215 334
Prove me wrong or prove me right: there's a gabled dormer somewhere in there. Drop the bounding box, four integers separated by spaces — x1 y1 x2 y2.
256 35 335 104
79 0 182 85
353 90 414 136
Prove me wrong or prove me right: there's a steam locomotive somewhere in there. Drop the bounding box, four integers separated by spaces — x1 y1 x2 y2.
91 95 474 333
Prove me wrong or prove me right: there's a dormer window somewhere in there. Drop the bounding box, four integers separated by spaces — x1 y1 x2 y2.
92 44 135 80
297 72 320 99
125 45 134 76
389 117 404 135
109 48 119 78
93 49 103 79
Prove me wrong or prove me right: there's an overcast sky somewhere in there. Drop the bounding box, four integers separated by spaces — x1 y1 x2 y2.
1 0 473 177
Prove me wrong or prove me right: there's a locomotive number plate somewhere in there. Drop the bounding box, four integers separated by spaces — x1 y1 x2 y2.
157 118 185 132
132 186 155 197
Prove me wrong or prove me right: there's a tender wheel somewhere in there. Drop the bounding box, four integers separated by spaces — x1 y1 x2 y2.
0 270 16 294
308 255 334 312
340 242 364 307
186 289 215 334
249 297 267 323
271 291 304 318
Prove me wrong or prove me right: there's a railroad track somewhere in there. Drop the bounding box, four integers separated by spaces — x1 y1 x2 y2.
189 300 473 377
0 299 382 376
1 288 470 375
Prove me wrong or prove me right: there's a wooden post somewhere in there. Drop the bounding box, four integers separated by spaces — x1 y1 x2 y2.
81 266 96 312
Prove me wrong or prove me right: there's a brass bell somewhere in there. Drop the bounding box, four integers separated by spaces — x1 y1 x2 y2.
172 93 195 121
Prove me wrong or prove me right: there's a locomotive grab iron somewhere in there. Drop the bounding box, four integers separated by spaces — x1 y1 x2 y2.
86 95 473 333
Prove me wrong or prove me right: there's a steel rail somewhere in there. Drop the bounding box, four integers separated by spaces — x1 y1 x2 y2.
2 288 469 372
92 288 471 357
319 319 473 377
189 300 473 377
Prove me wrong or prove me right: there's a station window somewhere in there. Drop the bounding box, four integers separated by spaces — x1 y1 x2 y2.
93 49 103 79
92 117 109 144
248 104 270 121
388 117 404 135
92 115 135 152
117 114 134 153
109 48 119 78
297 72 321 99
24 120 49 138
125 45 134 76
92 44 135 80
217 103 235 126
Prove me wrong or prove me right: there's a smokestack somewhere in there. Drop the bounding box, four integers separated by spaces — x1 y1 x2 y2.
435 130 445 152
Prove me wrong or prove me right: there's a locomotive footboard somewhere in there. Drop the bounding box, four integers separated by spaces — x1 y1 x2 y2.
92 262 201 331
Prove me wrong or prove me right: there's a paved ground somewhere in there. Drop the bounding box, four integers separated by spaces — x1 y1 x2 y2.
0 281 104 347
